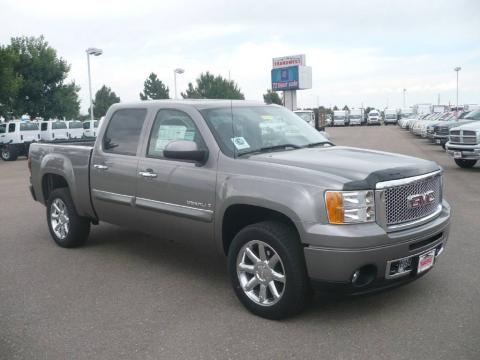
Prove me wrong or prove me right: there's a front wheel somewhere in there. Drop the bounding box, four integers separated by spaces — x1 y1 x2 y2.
228 221 310 319
454 159 477 168
1 145 17 161
47 188 90 248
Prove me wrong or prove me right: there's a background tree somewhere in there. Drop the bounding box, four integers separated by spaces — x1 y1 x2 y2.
139 72 169 100
332 105 339 111
343 105 350 111
181 72 244 99
263 89 282 105
6 36 80 118
365 106 373 114
0 46 22 118
93 85 120 118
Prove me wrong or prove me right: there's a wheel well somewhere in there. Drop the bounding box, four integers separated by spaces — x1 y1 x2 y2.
222 204 299 254
42 174 69 201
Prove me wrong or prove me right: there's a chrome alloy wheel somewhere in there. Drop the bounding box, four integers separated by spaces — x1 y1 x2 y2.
236 240 286 306
1 148 10 160
50 198 70 240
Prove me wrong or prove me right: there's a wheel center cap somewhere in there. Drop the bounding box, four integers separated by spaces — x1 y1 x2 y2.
255 262 271 283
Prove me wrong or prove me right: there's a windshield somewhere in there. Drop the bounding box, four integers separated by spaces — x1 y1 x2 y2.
52 122 67 130
464 110 480 120
369 112 379 116
350 115 361 119
200 105 329 157
385 114 396 119
94 121 99 128
20 122 39 131
334 115 345 119
69 121 83 129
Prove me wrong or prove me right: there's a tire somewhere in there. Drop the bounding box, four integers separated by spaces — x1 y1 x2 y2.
46 188 90 248
454 159 477 168
441 143 446 150
1 145 17 161
228 221 310 319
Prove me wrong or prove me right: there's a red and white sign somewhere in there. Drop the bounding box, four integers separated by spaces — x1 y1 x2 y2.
272 54 306 69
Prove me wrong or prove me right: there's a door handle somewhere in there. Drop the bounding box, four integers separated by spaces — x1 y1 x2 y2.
93 164 109 170
139 170 158 178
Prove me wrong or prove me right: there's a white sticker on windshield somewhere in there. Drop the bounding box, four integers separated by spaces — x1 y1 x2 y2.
231 137 250 150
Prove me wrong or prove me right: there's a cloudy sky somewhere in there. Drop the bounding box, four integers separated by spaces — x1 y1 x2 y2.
1 0 479 113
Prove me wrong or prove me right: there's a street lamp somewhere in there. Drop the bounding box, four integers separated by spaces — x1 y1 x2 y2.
86 47 103 120
454 67 461 112
173 68 185 99
403 88 407 108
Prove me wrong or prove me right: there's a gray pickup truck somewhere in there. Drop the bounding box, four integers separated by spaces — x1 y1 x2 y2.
29 100 451 319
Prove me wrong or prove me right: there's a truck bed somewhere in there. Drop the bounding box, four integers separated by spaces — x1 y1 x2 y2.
29 142 96 219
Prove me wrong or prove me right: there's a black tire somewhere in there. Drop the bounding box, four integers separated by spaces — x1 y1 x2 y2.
441 143 446 150
46 188 90 248
228 221 310 319
454 159 477 168
1 145 17 161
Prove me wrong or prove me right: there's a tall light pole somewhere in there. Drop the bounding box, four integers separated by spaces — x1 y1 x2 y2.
86 47 103 120
173 68 185 99
403 88 407 108
454 67 461 112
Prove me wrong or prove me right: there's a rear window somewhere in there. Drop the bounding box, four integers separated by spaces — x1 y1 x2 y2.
464 110 480 120
0 124 6 134
41 123 48 131
20 122 39 131
52 122 67 130
83 122 91 129
94 121 99 128
68 121 83 129
103 109 147 156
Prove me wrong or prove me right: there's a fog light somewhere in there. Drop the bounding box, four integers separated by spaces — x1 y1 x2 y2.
352 270 360 284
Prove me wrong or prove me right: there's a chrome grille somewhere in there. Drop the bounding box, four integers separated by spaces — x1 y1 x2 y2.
435 127 449 135
449 130 478 145
384 173 442 226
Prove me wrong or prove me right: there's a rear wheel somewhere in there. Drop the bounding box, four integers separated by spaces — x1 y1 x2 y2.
47 188 90 248
1 145 17 161
228 221 310 319
454 159 477 168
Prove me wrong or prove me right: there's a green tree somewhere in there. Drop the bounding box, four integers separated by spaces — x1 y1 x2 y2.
6 36 79 118
332 105 339 111
181 72 244 99
0 46 22 118
139 72 169 100
343 105 349 111
263 89 282 105
93 85 120 118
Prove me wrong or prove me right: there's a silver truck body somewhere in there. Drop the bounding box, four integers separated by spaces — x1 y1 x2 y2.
30 100 450 293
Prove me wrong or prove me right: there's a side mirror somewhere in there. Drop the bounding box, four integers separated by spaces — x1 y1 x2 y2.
163 140 208 163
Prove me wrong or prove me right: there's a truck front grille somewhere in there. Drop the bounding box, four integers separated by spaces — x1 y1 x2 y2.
449 130 478 145
384 173 442 226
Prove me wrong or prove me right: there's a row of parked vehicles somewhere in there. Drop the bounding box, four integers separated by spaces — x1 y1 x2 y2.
328 108 413 127
0 119 101 161
398 109 480 168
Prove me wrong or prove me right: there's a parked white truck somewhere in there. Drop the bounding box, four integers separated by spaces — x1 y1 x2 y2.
333 110 348 126
66 121 84 139
349 109 363 126
293 110 315 128
367 110 381 125
40 121 69 142
0 121 40 161
384 109 398 125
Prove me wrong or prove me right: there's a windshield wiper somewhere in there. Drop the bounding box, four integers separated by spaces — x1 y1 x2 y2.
304 141 333 148
237 144 302 157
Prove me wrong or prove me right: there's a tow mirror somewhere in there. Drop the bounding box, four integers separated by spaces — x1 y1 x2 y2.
164 140 208 163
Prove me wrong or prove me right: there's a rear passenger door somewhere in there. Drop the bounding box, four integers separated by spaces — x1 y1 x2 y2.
134 107 217 244
90 108 148 228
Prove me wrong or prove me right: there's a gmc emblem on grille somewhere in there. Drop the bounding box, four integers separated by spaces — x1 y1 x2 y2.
407 190 435 209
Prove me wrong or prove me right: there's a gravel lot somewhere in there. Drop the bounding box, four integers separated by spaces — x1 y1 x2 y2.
1 125 479 360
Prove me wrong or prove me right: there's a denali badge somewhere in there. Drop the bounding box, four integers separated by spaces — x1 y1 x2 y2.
407 190 435 209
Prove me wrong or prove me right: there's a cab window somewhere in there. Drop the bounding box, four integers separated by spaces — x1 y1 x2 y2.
103 109 147 156
83 122 91 130
147 109 204 159
8 123 16 132
41 123 48 131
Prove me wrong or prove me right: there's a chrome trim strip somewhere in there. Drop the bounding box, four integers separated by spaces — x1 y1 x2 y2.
135 197 213 223
375 170 442 190
387 204 443 232
92 189 134 206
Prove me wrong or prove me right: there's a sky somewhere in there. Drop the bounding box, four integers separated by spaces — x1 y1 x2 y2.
1 0 479 113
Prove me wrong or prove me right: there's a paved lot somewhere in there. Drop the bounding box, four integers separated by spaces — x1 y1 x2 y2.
1 126 479 360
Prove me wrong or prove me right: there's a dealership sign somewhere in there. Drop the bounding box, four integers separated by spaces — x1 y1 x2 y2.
272 54 306 69
271 66 299 91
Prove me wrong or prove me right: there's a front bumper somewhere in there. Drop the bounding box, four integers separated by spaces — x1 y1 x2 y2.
302 201 450 291
445 143 480 160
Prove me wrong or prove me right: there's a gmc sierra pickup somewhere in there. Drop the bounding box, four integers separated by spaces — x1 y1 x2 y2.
29 100 451 319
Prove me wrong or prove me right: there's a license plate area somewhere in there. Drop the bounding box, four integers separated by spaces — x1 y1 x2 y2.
385 243 443 279
453 151 462 158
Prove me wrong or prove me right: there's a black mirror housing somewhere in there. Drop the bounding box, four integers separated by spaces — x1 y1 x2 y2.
163 140 208 163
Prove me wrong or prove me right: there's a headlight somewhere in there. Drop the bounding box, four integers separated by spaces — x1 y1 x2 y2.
477 130 480 141
325 190 375 224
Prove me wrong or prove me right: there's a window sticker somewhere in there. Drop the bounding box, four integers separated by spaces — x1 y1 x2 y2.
155 125 186 151
261 115 273 120
231 136 250 150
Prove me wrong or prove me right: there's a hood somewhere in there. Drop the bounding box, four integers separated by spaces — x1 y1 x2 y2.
451 121 480 131
247 146 439 190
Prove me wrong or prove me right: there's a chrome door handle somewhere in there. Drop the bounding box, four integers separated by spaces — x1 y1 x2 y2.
93 164 109 170
139 171 157 178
